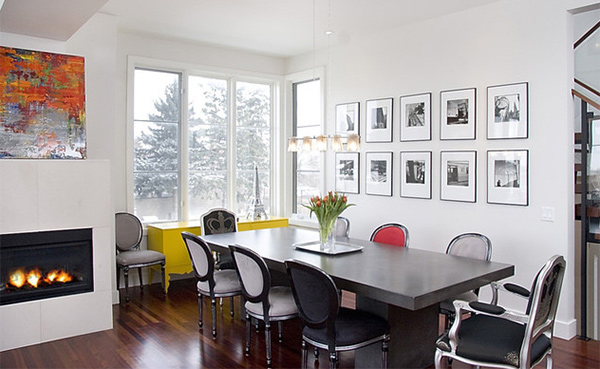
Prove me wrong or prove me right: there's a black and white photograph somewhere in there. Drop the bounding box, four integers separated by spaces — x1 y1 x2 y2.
366 98 393 142
400 93 431 141
441 151 476 202
487 82 528 139
336 102 360 135
335 152 360 194
440 88 476 140
366 152 392 196
400 151 432 199
487 150 528 205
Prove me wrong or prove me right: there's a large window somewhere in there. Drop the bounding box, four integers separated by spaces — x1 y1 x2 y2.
292 78 323 217
132 67 273 222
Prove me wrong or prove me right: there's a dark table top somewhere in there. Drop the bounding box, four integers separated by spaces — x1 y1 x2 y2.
201 227 514 310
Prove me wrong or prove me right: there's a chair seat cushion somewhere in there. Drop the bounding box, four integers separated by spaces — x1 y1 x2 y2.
197 269 241 295
436 314 551 367
439 291 478 313
303 308 389 347
116 250 165 266
245 286 298 318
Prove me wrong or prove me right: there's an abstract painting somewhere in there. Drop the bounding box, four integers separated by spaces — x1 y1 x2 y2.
1 46 86 159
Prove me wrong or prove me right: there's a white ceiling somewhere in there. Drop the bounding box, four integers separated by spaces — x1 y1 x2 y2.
1 0 501 58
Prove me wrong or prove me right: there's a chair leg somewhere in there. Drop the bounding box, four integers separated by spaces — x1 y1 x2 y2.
245 314 251 356
546 351 552 369
160 263 166 294
198 294 203 329
265 319 272 367
301 340 308 369
382 337 389 368
328 350 336 369
314 347 319 358
116 266 121 291
434 349 443 369
123 267 130 302
211 297 217 338
278 321 283 342
138 268 143 293
230 296 234 317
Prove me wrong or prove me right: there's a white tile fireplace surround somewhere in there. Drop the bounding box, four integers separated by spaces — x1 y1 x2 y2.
0 160 113 351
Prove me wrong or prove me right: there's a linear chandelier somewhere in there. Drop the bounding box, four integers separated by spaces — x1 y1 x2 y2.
287 134 360 152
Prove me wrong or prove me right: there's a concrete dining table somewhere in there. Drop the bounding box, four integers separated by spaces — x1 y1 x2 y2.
201 227 514 368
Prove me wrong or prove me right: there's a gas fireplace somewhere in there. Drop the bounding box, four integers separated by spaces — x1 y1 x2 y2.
0 228 94 306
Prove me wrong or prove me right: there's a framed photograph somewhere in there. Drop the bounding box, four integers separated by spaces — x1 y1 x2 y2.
336 102 360 135
487 150 529 206
400 151 432 199
400 93 431 141
335 152 360 194
366 97 393 142
440 88 476 140
366 152 393 196
440 151 477 202
487 82 528 139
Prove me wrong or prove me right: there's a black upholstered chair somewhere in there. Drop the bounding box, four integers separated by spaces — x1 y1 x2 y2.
115 212 165 303
439 232 492 329
285 259 390 369
369 222 409 247
334 216 350 238
229 244 298 367
435 255 566 369
181 232 242 338
201 208 237 270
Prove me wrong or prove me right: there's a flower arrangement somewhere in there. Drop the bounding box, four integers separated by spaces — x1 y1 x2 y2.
304 191 354 247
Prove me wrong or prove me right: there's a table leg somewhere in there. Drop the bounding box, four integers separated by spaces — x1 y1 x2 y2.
355 296 438 369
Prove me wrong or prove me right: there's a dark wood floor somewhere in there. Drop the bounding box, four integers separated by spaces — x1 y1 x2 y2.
1 278 598 369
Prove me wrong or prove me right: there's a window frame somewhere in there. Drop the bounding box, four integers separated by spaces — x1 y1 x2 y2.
126 56 280 224
284 68 326 226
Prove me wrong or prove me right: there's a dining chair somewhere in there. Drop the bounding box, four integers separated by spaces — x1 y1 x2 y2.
200 208 237 270
181 231 242 338
115 212 166 303
335 216 350 238
439 232 492 329
229 244 298 367
369 222 409 247
435 255 566 369
285 259 390 369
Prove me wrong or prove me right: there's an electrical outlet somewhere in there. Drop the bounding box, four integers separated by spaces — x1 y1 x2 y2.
541 207 555 222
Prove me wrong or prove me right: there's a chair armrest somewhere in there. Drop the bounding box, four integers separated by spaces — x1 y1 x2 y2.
490 281 530 305
469 301 505 315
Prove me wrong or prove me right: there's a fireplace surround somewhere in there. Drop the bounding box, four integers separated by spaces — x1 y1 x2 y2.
0 160 113 351
0 228 94 306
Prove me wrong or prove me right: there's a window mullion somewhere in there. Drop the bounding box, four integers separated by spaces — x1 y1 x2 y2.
180 72 190 221
228 78 237 214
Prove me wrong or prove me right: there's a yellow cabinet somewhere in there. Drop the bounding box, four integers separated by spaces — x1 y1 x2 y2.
147 217 288 291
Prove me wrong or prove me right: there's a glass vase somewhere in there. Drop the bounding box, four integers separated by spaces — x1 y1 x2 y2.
319 217 337 251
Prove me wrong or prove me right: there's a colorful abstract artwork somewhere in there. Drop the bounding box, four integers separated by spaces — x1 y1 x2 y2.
0 46 86 159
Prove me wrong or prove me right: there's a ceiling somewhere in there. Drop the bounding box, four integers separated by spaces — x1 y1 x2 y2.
1 0 501 58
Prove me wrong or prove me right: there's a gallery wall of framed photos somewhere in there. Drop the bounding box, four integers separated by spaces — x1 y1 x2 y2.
335 82 529 206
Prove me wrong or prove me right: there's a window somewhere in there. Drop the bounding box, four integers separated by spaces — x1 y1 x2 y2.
132 66 274 223
292 78 323 217
133 69 181 222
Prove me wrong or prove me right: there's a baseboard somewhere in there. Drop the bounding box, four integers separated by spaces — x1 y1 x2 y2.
554 318 577 340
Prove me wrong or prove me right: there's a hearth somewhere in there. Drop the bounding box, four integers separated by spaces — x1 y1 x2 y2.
0 228 94 306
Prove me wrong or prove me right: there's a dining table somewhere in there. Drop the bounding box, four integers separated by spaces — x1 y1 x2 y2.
201 227 514 369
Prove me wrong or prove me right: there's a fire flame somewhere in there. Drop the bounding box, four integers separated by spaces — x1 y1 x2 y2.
7 268 75 289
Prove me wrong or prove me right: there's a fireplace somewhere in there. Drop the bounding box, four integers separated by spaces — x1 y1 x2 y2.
0 228 94 306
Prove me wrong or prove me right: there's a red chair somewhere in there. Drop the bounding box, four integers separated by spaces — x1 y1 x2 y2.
370 223 409 247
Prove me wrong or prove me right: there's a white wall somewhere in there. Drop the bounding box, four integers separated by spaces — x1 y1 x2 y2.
285 0 587 339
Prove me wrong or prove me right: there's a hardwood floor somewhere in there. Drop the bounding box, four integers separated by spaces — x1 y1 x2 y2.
1 278 598 369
